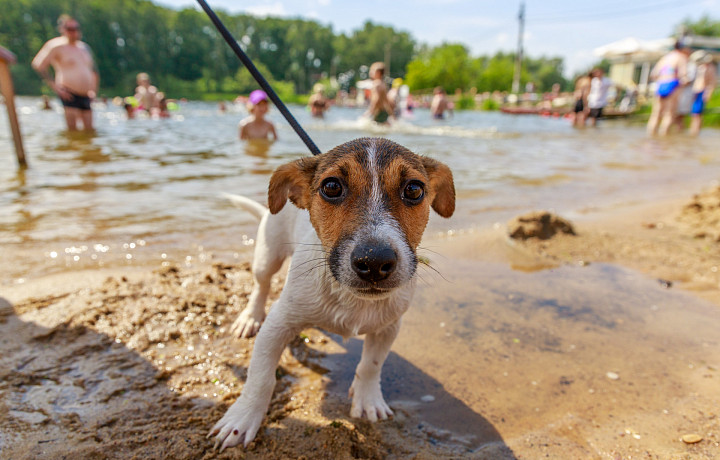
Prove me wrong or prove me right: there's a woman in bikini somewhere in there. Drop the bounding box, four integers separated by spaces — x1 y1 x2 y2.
646 40 691 136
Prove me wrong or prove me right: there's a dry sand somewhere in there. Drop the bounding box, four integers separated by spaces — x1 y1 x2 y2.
2 186 720 459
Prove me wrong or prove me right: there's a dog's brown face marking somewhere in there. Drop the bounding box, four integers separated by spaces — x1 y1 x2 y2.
268 137 455 292
311 139 431 251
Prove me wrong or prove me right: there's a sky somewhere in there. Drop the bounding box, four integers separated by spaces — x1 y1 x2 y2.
157 0 719 76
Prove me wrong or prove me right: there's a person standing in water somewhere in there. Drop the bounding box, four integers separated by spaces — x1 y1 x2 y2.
32 15 99 132
572 72 591 127
308 83 330 118
586 68 613 127
134 72 159 113
365 62 394 124
689 51 717 137
430 87 450 119
646 39 691 136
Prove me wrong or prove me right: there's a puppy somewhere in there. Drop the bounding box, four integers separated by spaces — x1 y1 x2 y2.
210 137 455 450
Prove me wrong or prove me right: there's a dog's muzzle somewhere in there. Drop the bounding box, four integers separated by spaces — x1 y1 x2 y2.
351 242 397 283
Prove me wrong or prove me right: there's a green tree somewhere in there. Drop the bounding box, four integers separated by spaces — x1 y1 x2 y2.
168 8 212 82
405 43 472 93
3 0 585 100
525 56 566 92
681 15 720 36
474 52 517 92
333 21 415 80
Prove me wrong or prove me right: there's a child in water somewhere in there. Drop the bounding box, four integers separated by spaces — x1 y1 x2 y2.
239 90 277 141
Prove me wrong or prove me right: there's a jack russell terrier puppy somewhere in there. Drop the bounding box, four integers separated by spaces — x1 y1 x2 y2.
210 137 455 450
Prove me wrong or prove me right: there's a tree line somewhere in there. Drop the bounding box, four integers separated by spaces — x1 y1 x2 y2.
1 0 716 101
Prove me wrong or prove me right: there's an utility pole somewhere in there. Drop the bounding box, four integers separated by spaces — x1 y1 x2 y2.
512 1 525 95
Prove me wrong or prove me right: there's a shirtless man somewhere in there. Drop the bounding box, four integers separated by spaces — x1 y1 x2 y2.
308 83 329 118
366 62 394 124
32 15 99 132
646 39 691 136
430 87 449 119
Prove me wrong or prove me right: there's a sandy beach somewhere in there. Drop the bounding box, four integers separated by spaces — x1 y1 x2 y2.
2 183 719 459
3 98 720 459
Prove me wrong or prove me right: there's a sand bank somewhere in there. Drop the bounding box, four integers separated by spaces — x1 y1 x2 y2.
2 186 720 459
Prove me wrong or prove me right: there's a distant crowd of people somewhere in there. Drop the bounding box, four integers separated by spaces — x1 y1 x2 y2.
28 14 716 142
570 40 716 136
360 61 453 124
27 13 444 143
30 15 174 130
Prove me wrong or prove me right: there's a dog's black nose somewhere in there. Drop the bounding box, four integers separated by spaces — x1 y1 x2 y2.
351 243 397 282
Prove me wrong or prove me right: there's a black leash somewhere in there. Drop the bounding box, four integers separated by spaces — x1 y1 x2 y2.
195 0 322 156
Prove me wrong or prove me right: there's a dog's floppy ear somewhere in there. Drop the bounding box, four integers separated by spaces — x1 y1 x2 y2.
421 157 455 218
268 156 319 214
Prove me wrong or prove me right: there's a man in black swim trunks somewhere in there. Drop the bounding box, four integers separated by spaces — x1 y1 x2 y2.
32 15 99 131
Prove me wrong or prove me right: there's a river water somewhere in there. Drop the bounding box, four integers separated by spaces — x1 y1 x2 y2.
2 97 719 283
2 97 720 457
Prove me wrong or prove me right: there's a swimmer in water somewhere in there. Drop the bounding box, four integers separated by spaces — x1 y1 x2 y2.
239 90 277 141
308 83 330 118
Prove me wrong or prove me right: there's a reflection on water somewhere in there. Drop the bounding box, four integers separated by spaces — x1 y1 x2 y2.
243 138 273 158
1 96 720 282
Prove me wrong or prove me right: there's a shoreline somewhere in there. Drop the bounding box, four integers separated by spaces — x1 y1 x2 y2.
2 186 720 459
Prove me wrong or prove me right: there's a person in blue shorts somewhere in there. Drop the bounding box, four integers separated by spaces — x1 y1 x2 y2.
689 51 716 136
646 39 691 136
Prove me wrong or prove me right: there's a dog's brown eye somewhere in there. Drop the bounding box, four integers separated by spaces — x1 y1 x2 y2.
320 178 344 201
403 181 424 203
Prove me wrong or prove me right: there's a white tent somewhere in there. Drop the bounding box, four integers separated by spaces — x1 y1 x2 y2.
594 37 674 62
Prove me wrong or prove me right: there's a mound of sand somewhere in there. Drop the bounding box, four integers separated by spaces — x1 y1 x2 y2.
0 263 510 459
507 211 576 240
677 185 720 242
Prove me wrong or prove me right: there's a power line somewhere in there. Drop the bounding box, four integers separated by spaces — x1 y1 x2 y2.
530 0 705 24
531 0 682 19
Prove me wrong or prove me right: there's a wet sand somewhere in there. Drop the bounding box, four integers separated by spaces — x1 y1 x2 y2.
2 187 720 459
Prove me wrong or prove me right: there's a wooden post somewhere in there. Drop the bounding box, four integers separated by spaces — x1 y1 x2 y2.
0 46 27 168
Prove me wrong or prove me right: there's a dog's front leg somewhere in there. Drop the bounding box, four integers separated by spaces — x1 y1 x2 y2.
210 306 298 451
231 214 288 338
349 319 400 422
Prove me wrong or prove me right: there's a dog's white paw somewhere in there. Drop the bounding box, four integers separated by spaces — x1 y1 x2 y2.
230 308 265 338
348 377 393 422
208 398 265 451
